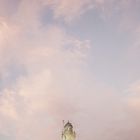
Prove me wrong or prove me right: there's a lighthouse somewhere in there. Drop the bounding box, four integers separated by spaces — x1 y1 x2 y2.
62 121 76 140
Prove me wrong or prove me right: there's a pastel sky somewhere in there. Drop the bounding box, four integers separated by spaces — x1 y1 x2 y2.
0 0 140 140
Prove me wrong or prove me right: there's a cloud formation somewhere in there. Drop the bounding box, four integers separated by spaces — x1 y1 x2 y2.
0 0 140 140
0 1 91 139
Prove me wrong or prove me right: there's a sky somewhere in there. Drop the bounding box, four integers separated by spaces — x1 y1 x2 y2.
0 0 140 140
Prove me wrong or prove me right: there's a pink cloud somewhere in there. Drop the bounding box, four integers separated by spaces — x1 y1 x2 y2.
0 0 140 140
0 11 91 139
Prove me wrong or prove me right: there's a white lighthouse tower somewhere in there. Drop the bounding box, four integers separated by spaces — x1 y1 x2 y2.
62 121 76 140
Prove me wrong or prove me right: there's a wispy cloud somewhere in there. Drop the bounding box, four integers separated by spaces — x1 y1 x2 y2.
45 0 93 22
